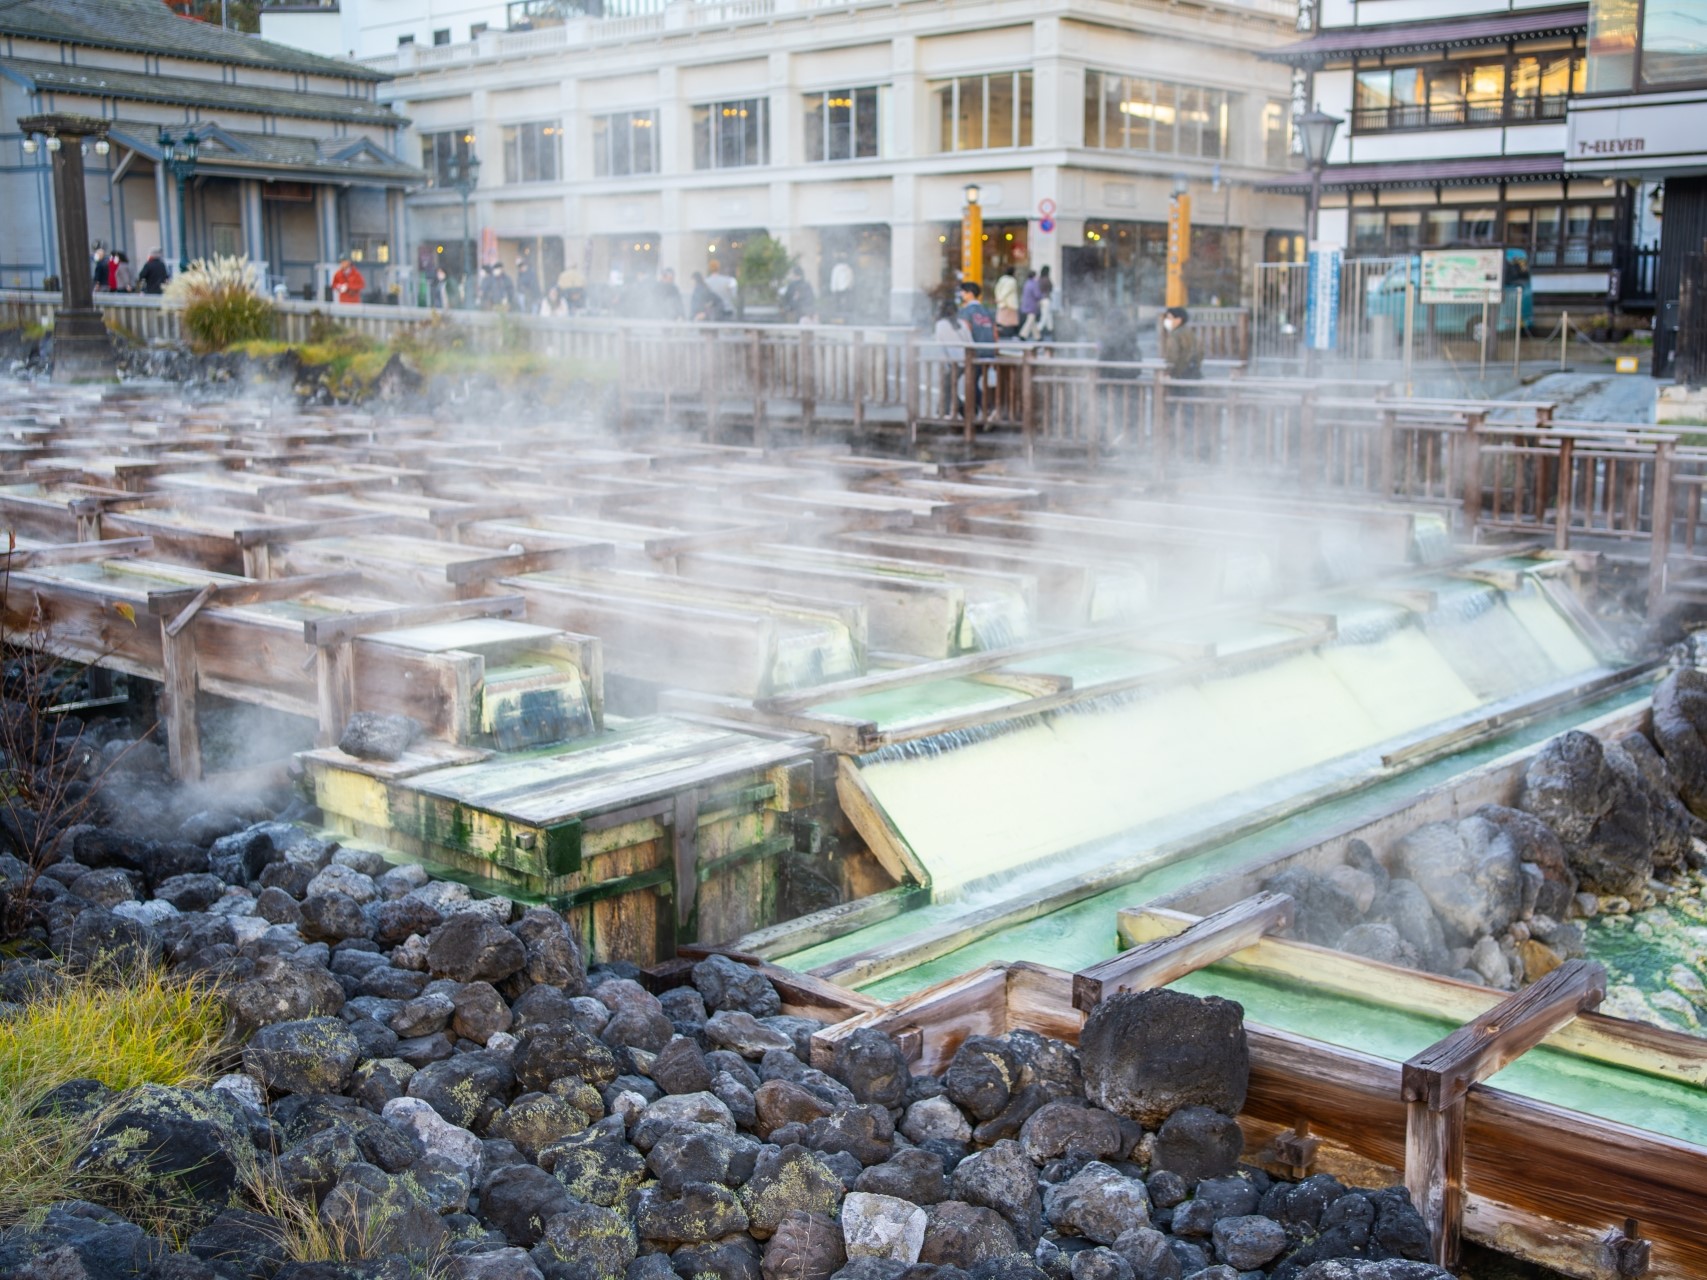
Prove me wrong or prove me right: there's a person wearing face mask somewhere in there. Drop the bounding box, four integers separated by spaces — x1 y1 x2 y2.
1160 305 1202 381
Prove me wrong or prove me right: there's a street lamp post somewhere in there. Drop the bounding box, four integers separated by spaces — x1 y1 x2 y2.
960 183 982 289
445 145 481 308
1295 105 1342 374
1296 106 1342 258
157 128 201 272
18 113 116 381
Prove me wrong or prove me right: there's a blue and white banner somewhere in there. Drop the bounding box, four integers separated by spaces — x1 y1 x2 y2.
1305 247 1341 352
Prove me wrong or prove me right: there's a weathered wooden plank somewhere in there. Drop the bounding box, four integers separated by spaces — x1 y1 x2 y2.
304 595 528 646
834 756 928 889
1404 959 1607 1111
1073 892 1294 1010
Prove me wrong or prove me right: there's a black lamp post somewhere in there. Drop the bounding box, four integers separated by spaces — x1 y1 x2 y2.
157 128 201 272
18 113 116 381
445 144 481 307
1295 105 1342 260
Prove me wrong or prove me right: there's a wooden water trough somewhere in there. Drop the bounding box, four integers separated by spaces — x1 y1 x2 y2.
674 892 1705 1280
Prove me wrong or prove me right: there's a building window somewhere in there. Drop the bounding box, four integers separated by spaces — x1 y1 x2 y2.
502 120 562 184
693 98 769 169
804 87 879 162
471 22 488 37
1587 0 1640 92
1082 72 1227 158
1262 99 1291 166
1640 0 1707 87
421 130 476 187
936 72 1032 152
1349 200 1619 265
592 111 658 177
1353 55 1583 131
398 34 414 45
432 28 451 45
1517 201 1620 267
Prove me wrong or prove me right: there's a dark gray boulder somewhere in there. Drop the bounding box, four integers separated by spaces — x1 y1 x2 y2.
763 1210 846 1280
337 712 422 761
1079 991 1247 1127
244 1017 361 1096
1391 816 1522 946
428 912 528 984
1651 667 1707 817
943 1037 1020 1123
1518 730 1655 896
694 953 782 1018
1150 1106 1244 1185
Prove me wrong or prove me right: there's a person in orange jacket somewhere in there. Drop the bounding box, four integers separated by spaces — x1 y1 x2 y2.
331 257 365 305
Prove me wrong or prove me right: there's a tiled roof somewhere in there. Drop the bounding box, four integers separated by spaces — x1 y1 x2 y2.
107 121 425 185
0 0 386 79
0 57 405 125
1262 5 1589 66
1259 154 1566 193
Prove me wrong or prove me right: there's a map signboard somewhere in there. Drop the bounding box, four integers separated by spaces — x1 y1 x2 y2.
1420 249 1503 305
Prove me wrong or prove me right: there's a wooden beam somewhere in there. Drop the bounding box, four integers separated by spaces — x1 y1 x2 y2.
1403 959 1607 1112
443 541 616 585
146 571 365 615
303 594 527 647
0 536 154 568
1072 891 1294 1011
835 756 930 889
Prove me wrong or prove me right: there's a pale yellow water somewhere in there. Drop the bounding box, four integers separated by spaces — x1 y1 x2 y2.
861 588 1602 898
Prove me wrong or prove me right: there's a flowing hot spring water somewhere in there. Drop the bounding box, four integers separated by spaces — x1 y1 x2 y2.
835 578 1601 903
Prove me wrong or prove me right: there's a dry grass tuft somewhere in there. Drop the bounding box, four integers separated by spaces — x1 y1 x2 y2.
0 961 225 1226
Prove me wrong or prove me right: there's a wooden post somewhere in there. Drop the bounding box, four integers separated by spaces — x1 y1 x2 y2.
1021 347 1037 465
1460 413 1485 541
703 329 720 438
673 788 699 938
1554 435 1575 551
750 329 766 448
617 327 631 433
159 621 201 782
800 327 816 438
1299 388 1319 489
1401 959 1606 1268
315 640 356 748
1649 438 1675 617
963 351 976 444
904 333 919 445
1378 408 1396 499
852 330 866 437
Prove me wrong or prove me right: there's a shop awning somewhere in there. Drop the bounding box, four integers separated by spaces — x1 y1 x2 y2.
1261 5 1588 67
1259 154 1567 194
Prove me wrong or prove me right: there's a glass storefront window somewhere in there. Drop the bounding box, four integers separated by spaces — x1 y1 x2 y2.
1641 0 1707 87
1352 210 1387 254
1083 72 1228 157
804 88 879 162
936 73 1031 152
693 98 769 170
592 111 657 178
1587 0 1639 91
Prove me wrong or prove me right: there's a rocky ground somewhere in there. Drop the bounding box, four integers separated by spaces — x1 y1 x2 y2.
0 737 1454 1280
1267 668 1707 1003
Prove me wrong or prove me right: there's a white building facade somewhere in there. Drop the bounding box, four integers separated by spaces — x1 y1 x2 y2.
1263 0 1656 316
293 0 1305 322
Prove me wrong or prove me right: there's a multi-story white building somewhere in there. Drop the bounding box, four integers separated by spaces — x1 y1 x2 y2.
1263 0 1656 319
269 0 1305 322
1565 0 1707 374
261 0 515 61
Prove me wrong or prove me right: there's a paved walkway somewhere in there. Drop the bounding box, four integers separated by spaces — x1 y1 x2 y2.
1503 371 1659 424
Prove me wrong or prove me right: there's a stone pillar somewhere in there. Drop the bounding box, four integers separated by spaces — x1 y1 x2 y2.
20 114 114 381
239 178 266 273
